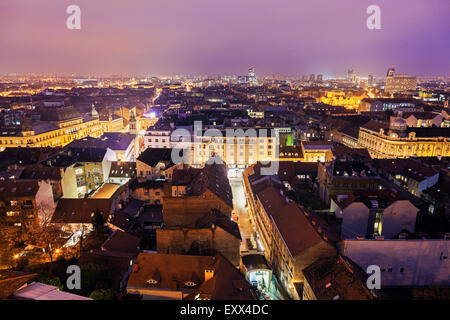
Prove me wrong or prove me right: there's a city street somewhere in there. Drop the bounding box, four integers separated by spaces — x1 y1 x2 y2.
229 174 255 254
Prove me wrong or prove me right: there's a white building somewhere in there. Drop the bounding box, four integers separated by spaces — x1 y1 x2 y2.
340 239 450 287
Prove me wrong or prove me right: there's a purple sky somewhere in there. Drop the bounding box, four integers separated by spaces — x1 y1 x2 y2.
0 0 449 77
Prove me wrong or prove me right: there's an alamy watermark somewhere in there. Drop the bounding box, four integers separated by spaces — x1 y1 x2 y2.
66 5 381 31
367 5 381 30
66 5 81 30
66 265 81 290
366 265 381 289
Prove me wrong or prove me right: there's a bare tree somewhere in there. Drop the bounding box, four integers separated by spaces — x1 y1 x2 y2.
26 203 66 263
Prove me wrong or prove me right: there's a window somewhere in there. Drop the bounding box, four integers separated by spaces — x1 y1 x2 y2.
185 281 197 287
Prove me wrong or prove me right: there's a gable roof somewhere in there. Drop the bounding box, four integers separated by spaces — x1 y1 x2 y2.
101 230 140 255
0 180 41 199
192 209 241 240
187 163 233 208
51 198 114 223
302 255 376 300
109 161 136 178
18 165 62 180
361 120 389 132
127 253 252 300
137 148 174 168
257 186 333 257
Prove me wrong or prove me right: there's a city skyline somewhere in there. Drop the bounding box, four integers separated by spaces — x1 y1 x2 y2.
1 0 449 77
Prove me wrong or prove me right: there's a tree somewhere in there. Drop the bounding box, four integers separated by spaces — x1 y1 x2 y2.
77 263 110 296
0 224 26 268
37 273 64 290
92 209 108 236
89 289 116 300
26 203 66 263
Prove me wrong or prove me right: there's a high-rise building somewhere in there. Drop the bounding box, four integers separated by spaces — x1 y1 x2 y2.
248 67 255 78
309 74 315 82
248 67 257 85
301 75 308 82
347 69 357 83
317 74 323 81
387 67 395 77
368 74 374 87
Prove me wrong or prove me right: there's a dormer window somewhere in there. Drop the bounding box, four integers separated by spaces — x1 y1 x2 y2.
146 269 161 284
185 281 197 287
147 279 159 285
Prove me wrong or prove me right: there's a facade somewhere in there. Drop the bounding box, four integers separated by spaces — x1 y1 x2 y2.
99 112 124 133
18 165 64 200
385 75 417 93
243 164 337 299
50 198 116 235
136 148 176 181
0 106 103 151
360 98 419 113
318 159 380 205
373 158 440 197
0 180 55 231
43 148 116 198
191 128 278 168
330 190 419 239
156 209 241 266
163 163 234 227
144 127 173 149
395 112 444 128
340 239 450 287
254 186 337 299
301 141 333 162
358 120 450 159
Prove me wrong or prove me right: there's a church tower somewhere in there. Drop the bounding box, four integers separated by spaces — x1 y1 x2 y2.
91 104 99 118
129 109 137 135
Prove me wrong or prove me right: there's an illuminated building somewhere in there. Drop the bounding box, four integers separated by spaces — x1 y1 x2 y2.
242 165 336 299
347 69 356 83
386 67 395 77
385 74 417 93
359 98 419 113
0 105 103 151
357 120 450 158
319 91 364 110
318 157 380 205
248 67 258 86
0 180 54 231
144 127 173 149
368 74 374 87
99 112 124 133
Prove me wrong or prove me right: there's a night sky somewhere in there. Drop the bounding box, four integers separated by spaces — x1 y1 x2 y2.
0 0 449 77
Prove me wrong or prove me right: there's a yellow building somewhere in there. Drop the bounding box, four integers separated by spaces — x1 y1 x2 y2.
190 129 279 168
177 130 332 169
0 106 103 151
320 91 365 110
358 120 450 159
